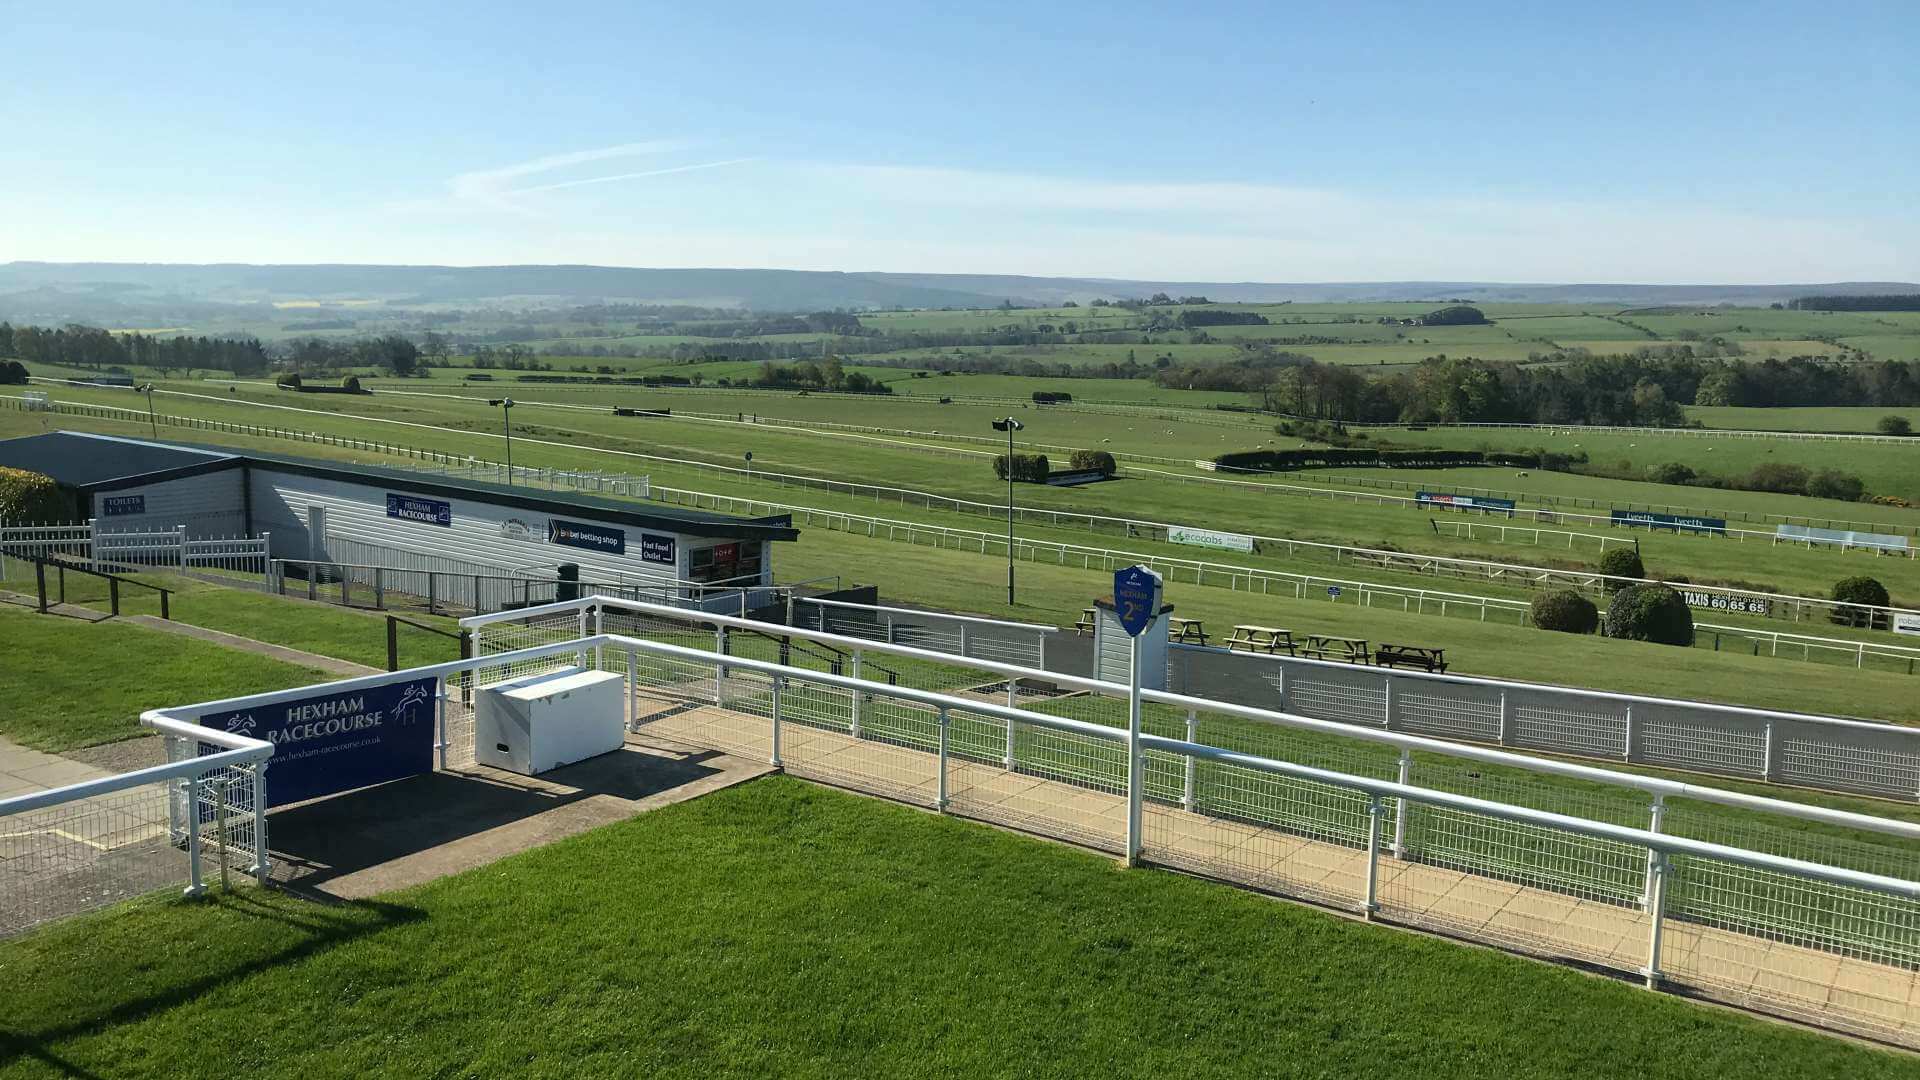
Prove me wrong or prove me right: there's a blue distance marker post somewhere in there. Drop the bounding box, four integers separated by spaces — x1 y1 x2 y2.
1113 564 1163 865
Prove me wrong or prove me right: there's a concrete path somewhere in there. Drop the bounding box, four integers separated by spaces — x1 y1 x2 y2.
268 733 773 900
0 735 115 801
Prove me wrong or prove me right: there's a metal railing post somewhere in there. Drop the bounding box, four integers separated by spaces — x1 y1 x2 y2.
576 608 589 669
1643 796 1665 911
849 650 864 737
624 648 638 732
250 761 270 884
1182 709 1198 809
183 773 205 898
594 606 605 671
435 675 449 771
1363 795 1384 919
1497 690 1511 745
1392 748 1411 858
374 566 385 610
770 676 784 767
937 706 950 810
1644 849 1670 990
715 627 728 705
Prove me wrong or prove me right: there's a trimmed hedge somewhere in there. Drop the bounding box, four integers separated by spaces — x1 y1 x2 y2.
0 467 68 524
1530 590 1598 634
275 371 302 389
1068 449 1117 477
1598 547 1646 580
0 360 28 385
1214 448 1544 471
993 453 1051 483
1831 576 1890 629
1603 585 1695 646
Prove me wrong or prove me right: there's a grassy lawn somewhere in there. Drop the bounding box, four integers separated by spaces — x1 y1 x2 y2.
1 555 465 671
1 776 1912 1079
0 604 326 751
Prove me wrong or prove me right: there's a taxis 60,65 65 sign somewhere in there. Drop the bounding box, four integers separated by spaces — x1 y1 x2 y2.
1112 565 1163 637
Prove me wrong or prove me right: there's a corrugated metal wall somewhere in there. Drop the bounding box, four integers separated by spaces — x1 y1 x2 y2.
90 470 246 538
247 466 766 589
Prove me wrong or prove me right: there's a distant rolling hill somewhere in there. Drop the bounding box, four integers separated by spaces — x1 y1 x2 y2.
1 261 1914 319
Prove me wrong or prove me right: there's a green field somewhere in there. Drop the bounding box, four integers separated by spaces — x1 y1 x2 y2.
2 777 1911 1079
1687 405 1920 433
15 386 1920 722
0 604 327 751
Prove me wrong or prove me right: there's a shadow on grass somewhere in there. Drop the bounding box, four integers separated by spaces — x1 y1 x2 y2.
0 889 425 1077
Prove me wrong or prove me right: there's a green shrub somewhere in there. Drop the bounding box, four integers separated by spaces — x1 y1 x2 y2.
1530 590 1598 634
992 453 1050 483
1805 469 1865 502
0 467 68 524
1745 462 1809 494
1831 576 1891 628
275 371 303 389
1068 449 1117 477
1877 415 1912 436
0 360 28 385
1604 585 1695 646
341 375 363 392
1597 546 1645 580
1644 462 1695 485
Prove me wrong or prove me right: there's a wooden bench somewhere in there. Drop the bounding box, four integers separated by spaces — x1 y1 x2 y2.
1168 617 1208 646
1375 644 1447 673
1302 635 1370 664
1227 625 1296 656
1074 607 1096 635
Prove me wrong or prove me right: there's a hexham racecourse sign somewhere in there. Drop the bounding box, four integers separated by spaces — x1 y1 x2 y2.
200 677 437 807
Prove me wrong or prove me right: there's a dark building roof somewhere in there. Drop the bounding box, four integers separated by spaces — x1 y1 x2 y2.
0 432 239 489
0 431 798 542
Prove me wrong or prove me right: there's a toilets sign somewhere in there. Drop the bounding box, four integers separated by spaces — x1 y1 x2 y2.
199 677 437 807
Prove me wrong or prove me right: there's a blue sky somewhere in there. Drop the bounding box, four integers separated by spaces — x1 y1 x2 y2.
3 0 1915 282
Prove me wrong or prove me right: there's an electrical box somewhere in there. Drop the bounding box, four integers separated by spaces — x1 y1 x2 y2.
475 667 626 775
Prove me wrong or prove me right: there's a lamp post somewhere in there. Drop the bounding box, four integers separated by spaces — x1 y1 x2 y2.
487 398 516 482
135 383 159 439
991 417 1024 605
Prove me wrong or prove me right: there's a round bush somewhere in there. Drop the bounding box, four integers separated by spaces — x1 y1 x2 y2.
1530 590 1598 634
1831 576 1891 628
0 467 68 524
1603 585 1695 646
1644 462 1695 485
1597 546 1646 581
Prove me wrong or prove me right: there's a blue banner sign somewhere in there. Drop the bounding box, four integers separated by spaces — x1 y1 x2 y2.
200 677 437 807
1611 509 1727 535
639 532 676 564
1112 564 1164 637
1417 491 1516 516
101 494 146 516
549 518 627 555
387 493 452 527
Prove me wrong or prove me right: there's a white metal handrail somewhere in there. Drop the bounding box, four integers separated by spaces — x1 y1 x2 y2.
466 595 1920 833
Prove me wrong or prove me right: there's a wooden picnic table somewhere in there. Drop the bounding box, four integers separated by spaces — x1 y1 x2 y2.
1227 625 1296 656
1168 617 1208 646
1302 635 1371 664
1376 643 1448 673
1075 607 1096 635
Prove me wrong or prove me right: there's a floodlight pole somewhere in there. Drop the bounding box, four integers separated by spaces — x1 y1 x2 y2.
489 398 516 483
137 384 158 439
994 417 1022 606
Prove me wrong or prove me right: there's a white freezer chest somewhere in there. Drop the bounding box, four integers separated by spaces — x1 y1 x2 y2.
475 668 626 775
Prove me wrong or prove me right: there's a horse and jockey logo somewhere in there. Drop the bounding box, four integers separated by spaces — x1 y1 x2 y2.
393 683 432 725
224 714 257 736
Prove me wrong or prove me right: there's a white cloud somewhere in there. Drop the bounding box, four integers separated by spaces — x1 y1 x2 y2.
447 140 707 213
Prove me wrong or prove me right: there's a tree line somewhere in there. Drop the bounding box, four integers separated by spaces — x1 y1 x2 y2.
0 323 270 376
1788 295 1920 312
1160 349 1920 426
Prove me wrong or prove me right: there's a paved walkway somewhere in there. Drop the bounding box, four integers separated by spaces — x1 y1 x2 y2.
633 693 1920 1049
0 736 115 802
